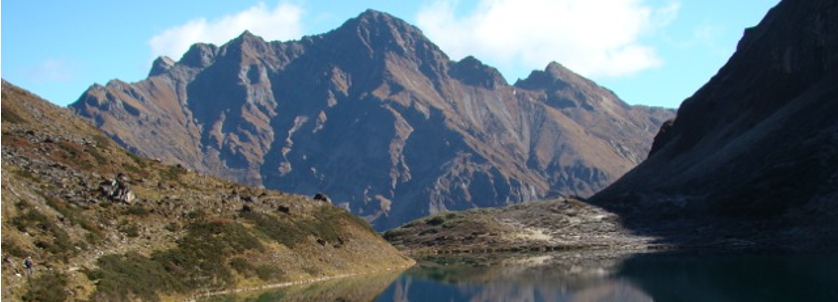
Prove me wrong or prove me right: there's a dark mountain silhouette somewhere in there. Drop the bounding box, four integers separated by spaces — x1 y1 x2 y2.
591 0 838 248
70 10 673 229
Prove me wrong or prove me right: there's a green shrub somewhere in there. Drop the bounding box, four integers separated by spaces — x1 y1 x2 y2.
152 220 264 291
13 169 38 182
255 265 286 281
89 220 266 299
12 209 75 261
302 266 321 276
419 228 439 236
125 205 150 217
426 216 445 226
162 165 185 182
42 195 106 241
86 252 181 302
230 257 256 278
2 107 26 124
242 212 308 248
92 134 112 149
340 209 375 233
164 222 181 232
244 206 355 249
383 228 409 242
119 223 140 238
1 241 28 258
22 272 68 302
86 147 108 164
186 209 206 221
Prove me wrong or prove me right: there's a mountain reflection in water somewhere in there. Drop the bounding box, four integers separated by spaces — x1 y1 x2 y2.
205 250 838 302
375 251 838 302
377 251 652 302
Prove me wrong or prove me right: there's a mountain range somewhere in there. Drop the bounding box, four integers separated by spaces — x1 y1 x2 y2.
386 0 838 251
70 10 673 229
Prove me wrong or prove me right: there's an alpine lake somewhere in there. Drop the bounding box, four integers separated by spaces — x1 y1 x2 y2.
200 249 838 302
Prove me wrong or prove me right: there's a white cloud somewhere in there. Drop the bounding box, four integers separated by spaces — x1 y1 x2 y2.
416 0 680 80
149 2 304 60
28 59 74 82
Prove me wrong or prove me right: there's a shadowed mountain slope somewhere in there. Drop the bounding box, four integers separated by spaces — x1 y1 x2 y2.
591 0 838 248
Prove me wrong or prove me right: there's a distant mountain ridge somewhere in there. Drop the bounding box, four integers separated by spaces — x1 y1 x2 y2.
70 9 673 229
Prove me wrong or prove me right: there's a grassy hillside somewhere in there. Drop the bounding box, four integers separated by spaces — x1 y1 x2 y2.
1 80 413 301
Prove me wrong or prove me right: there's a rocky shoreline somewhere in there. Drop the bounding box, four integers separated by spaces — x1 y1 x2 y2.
385 198 657 255
384 197 836 256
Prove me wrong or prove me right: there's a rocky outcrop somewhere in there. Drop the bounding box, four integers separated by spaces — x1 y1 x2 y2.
590 0 838 248
70 10 673 229
384 198 656 255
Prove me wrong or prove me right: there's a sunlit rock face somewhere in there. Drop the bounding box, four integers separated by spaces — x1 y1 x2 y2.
70 10 672 229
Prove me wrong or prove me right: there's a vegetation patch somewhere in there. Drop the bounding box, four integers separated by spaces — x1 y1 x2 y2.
164 221 181 232
44 195 105 240
92 134 112 148
88 220 268 299
1 106 26 124
123 151 151 177
230 257 256 278
152 220 264 291
86 252 182 302
2 240 28 258
242 211 309 248
255 264 287 281
12 208 75 262
86 146 109 165
124 205 150 217
162 165 186 183
243 206 353 249
426 216 445 226
22 271 68 302
12 168 38 183
119 223 140 238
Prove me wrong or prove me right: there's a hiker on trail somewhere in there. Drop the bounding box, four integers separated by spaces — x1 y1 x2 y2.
23 256 33 276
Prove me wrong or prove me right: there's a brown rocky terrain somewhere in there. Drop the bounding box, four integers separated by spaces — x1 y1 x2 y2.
590 0 838 248
383 198 657 255
1 80 412 301
69 10 673 230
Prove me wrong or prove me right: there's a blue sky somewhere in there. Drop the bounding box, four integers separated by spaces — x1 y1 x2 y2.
3 0 779 108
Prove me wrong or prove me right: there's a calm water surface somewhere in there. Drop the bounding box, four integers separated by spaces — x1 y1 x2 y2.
208 251 838 302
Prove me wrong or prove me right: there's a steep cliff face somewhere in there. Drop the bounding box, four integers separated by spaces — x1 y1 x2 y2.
591 0 838 247
70 10 673 229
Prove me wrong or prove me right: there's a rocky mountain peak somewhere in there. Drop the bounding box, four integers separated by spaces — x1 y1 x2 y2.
227 30 267 49
69 10 674 230
149 56 175 77
449 56 508 89
179 43 219 68
515 62 594 92
514 62 627 112
326 9 444 63
352 9 420 35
